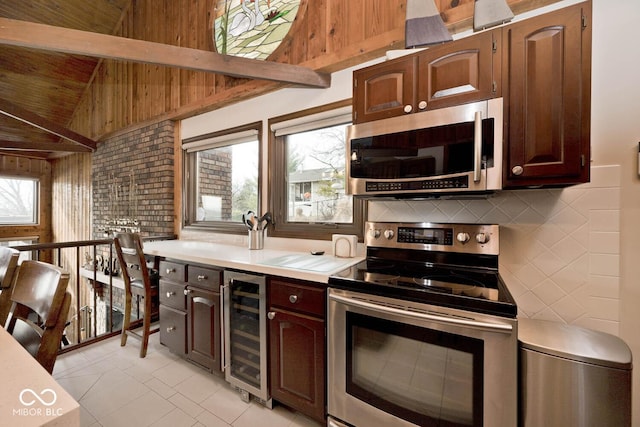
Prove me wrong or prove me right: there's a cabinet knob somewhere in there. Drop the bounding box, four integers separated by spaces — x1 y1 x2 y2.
197 274 207 281
418 100 427 110
289 295 298 303
166 291 175 298
165 268 175 274
512 165 524 176
267 311 276 320
184 289 193 295
166 326 176 333
403 104 413 113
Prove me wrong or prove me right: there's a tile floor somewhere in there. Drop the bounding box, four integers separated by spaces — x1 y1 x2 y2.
53 333 322 427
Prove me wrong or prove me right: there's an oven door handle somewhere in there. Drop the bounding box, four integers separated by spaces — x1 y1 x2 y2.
330 293 513 333
473 110 482 183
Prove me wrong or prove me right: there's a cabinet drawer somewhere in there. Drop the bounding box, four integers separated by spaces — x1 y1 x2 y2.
160 280 186 310
160 305 187 355
187 265 221 291
159 260 186 282
270 279 325 317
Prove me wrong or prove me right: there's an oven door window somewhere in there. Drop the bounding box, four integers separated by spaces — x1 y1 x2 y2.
346 312 484 427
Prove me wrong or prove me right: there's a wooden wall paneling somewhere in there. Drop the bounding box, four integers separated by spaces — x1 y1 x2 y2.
306 0 327 61
166 0 181 110
347 0 365 47
197 0 213 100
327 0 349 54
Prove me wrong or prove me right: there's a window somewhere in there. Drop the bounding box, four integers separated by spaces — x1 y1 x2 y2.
0 177 38 225
183 123 261 233
269 100 365 240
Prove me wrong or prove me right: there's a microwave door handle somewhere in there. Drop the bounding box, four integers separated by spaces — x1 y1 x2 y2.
473 111 482 183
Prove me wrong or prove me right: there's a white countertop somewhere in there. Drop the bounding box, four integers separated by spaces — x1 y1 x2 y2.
143 240 364 283
0 327 80 426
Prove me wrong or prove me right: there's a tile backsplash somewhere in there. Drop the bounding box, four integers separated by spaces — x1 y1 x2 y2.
368 165 621 335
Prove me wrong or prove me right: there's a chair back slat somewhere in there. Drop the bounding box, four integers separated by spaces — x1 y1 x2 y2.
114 232 151 287
10 260 69 328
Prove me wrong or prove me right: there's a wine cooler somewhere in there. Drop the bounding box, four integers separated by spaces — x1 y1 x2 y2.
222 270 271 406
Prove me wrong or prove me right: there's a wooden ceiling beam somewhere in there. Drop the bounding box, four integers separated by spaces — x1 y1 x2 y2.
0 98 97 150
0 17 331 89
0 140 93 153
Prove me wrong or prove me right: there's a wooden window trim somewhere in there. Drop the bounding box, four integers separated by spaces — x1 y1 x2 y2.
267 99 365 241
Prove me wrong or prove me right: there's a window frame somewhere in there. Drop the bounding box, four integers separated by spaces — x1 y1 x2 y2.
268 99 365 241
182 121 262 235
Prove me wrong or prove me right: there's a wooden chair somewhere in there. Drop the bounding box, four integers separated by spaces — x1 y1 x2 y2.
114 232 159 358
0 246 19 326
4 260 71 374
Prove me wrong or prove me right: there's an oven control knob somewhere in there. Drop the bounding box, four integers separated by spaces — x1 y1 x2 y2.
475 232 490 244
456 232 470 243
370 229 381 239
383 229 395 240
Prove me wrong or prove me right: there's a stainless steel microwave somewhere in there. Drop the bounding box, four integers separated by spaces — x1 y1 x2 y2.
346 98 503 197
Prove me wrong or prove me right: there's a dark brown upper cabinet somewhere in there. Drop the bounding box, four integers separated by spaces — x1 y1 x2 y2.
502 1 591 188
353 29 500 124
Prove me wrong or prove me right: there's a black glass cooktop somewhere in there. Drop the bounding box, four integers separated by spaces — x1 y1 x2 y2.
329 250 517 318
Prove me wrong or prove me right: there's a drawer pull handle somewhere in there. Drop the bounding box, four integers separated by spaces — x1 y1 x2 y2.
197 274 207 281
165 268 175 274
184 289 193 295
166 326 176 333
166 291 175 298
289 295 298 303
267 311 276 320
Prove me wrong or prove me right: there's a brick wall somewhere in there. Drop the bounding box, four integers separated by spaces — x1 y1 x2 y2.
92 120 175 238
198 149 232 220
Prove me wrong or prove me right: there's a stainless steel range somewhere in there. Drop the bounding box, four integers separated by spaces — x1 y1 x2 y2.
327 222 517 427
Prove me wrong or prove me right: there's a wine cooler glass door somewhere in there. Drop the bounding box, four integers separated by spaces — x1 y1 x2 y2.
223 270 270 405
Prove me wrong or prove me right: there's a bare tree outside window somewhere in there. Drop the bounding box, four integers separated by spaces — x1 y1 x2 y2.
285 124 352 223
0 177 37 224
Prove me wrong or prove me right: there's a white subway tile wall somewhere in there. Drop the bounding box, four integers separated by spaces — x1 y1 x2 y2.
368 166 621 335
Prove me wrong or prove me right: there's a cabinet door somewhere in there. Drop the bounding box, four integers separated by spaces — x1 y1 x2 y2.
353 56 416 123
187 286 222 373
269 309 325 422
503 2 591 187
417 29 499 111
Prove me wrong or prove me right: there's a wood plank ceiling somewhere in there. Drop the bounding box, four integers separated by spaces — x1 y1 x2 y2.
0 0 132 159
0 0 330 159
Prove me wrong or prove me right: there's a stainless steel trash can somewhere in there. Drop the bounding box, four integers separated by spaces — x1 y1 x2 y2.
519 319 632 427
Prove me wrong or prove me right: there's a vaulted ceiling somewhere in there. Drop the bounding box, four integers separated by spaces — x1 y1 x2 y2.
0 0 132 159
0 0 329 159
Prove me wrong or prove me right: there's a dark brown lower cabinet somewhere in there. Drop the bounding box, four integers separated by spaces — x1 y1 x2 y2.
268 278 326 423
269 309 325 422
187 286 222 373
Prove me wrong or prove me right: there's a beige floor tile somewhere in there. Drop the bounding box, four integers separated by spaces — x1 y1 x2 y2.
198 386 251 424
168 392 206 419
98 390 174 427
56 334 316 427
195 409 231 427
150 407 198 427
174 371 225 404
